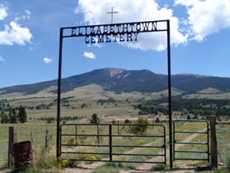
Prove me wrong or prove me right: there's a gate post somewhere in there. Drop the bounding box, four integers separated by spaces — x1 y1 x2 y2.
109 124 112 161
208 117 218 169
8 127 15 168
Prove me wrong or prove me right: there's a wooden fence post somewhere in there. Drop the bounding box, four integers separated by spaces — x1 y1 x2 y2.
96 124 100 145
75 125 78 144
8 127 15 168
209 117 218 169
117 121 120 135
45 129 49 151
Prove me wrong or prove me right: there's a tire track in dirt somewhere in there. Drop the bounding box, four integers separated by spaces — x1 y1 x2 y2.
118 129 206 173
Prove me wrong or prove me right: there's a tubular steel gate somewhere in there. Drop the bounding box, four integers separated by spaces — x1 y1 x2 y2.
60 123 166 164
173 120 210 162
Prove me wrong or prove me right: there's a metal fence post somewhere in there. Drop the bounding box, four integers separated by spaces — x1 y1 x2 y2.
207 122 210 163
163 126 167 164
75 125 78 144
109 124 112 161
172 121 175 161
166 19 173 169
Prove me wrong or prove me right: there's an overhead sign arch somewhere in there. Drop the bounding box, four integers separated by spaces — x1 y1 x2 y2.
56 19 173 168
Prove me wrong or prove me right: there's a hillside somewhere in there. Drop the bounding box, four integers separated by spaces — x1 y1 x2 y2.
1 68 230 97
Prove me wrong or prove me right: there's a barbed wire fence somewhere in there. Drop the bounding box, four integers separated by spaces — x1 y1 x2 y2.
0 124 56 168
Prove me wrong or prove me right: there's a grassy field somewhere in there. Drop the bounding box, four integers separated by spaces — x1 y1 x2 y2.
0 121 229 172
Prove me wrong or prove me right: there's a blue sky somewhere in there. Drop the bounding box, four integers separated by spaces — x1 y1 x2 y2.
0 0 230 88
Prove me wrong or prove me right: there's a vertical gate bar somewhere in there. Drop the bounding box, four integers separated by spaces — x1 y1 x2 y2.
166 19 173 169
57 28 64 159
109 124 112 161
60 126 62 156
163 126 167 164
75 125 78 144
207 121 210 162
172 121 175 160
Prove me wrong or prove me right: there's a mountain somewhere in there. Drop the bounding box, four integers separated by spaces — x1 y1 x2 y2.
1 68 230 96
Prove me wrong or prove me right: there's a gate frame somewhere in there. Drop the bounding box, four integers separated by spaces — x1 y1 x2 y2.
172 120 210 163
56 20 173 168
60 123 167 164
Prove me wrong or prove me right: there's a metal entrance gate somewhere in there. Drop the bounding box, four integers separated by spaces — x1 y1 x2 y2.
173 120 210 162
60 123 166 164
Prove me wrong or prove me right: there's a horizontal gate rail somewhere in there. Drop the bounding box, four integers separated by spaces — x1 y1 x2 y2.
174 131 208 134
61 144 164 148
66 159 164 164
60 123 167 164
175 142 208 145
62 152 108 155
174 150 208 154
174 158 209 161
61 134 164 138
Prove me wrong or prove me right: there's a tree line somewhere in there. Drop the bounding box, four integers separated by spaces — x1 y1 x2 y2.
135 98 230 118
0 106 27 124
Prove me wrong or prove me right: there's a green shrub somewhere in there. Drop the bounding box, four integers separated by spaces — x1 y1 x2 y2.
213 168 230 173
11 167 42 173
129 118 149 135
61 159 70 168
36 156 58 169
151 164 166 171
124 119 131 124
90 113 100 124
93 163 120 173
226 154 230 170
136 139 145 145
84 154 102 161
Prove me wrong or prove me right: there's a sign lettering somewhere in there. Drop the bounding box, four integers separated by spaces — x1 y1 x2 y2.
63 21 166 44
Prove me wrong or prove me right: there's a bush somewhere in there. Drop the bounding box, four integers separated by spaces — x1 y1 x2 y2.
90 113 100 124
61 159 71 168
0 111 9 123
84 154 101 161
151 164 166 171
136 139 145 145
18 106 27 123
9 108 17 123
129 118 149 135
124 119 131 124
226 154 230 170
12 167 43 173
36 156 58 169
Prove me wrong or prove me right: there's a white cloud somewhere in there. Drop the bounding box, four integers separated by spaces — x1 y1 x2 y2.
43 57 52 64
175 0 230 41
83 51 96 59
0 4 7 20
76 0 187 51
0 4 32 46
0 21 32 46
0 56 5 62
25 10 31 16
15 10 31 21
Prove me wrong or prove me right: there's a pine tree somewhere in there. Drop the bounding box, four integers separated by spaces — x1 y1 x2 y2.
90 113 100 124
18 106 27 123
0 112 9 123
9 108 17 123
